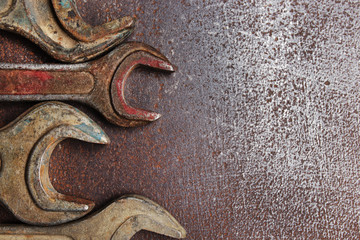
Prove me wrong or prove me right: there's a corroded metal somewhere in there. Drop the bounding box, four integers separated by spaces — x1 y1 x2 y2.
0 42 175 127
0 195 187 239
0 0 135 62
0 101 109 226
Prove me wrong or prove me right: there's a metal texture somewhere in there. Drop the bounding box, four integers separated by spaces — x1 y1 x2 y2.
0 0 135 62
0 42 175 127
0 195 186 240
0 101 109 226
3 0 360 239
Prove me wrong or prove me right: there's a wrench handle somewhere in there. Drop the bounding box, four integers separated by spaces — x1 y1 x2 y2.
0 233 70 240
0 225 68 239
0 64 94 99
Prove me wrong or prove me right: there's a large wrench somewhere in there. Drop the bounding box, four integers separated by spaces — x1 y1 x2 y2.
0 101 109 225
0 42 175 127
0 0 135 62
0 195 186 239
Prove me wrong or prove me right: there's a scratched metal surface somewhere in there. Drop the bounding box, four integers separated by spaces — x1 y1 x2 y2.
0 0 360 239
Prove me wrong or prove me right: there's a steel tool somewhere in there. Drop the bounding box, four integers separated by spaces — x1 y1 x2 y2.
0 0 135 62
0 42 175 127
0 101 109 225
0 195 186 239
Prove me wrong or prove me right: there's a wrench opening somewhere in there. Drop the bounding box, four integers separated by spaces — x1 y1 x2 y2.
110 50 176 122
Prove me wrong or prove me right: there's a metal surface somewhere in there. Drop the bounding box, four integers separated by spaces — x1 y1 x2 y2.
0 195 186 240
0 0 135 62
0 101 109 226
0 42 175 127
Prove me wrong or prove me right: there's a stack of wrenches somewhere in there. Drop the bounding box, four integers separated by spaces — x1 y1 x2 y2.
0 0 186 239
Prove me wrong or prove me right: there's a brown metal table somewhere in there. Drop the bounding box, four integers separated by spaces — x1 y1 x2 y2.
1 0 360 239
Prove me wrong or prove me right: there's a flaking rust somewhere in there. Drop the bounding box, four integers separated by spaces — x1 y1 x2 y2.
0 0 135 62
0 42 176 127
0 195 186 240
0 101 109 225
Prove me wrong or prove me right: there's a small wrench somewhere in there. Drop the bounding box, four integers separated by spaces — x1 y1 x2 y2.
0 42 175 127
0 195 187 240
0 0 135 62
0 101 109 226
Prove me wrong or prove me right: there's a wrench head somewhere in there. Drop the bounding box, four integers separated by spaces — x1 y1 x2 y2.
27 125 108 213
0 101 109 225
107 43 176 125
85 42 176 127
110 195 187 239
65 194 186 239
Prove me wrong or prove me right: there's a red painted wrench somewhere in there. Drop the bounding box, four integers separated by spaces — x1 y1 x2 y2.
0 42 175 127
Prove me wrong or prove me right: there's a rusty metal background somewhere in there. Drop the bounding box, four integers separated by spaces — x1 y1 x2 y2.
1 0 360 239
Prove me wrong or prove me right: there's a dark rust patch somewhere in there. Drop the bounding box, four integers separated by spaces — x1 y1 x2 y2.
67 10 76 19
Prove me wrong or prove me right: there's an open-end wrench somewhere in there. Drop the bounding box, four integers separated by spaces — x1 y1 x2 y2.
0 101 109 226
0 195 186 239
0 0 135 62
0 42 175 127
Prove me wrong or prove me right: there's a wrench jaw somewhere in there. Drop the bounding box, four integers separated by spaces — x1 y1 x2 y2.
90 42 176 127
51 0 135 43
75 42 177 128
110 51 176 123
110 195 186 239
26 124 109 213
0 195 186 240
0 101 110 226
68 194 186 239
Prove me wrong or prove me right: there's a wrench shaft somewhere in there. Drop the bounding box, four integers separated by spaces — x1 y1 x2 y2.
0 65 94 98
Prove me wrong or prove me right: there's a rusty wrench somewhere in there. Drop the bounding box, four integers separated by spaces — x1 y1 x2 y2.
0 42 175 127
0 195 186 239
0 0 135 62
0 101 109 225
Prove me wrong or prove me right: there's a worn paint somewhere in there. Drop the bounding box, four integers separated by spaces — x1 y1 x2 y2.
0 69 94 95
58 0 71 9
74 123 106 142
22 71 53 82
